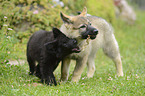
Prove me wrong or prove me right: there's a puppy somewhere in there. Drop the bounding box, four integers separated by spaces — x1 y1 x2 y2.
27 28 80 85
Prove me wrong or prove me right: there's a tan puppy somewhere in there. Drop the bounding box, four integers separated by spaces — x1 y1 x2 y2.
60 7 123 82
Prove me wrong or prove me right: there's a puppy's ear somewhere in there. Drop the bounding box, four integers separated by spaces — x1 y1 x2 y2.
53 28 61 38
44 39 57 54
53 27 66 38
79 7 87 17
60 12 73 24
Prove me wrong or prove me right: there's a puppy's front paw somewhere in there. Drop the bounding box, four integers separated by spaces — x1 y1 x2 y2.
41 76 57 86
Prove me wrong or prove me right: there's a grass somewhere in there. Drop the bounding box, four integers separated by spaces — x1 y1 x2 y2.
0 11 145 96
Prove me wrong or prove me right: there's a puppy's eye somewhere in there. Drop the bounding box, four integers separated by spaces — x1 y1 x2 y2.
79 25 86 28
63 43 67 47
73 40 77 44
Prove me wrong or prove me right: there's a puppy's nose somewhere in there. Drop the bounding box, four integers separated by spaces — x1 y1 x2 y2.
93 30 98 35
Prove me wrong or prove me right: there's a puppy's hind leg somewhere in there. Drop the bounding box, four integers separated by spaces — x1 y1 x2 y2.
103 34 123 76
27 58 36 75
27 51 36 75
35 64 41 78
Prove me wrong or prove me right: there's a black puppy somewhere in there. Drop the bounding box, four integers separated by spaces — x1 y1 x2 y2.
27 28 80 86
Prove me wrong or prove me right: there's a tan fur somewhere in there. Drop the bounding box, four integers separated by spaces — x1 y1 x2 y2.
60 8 123 82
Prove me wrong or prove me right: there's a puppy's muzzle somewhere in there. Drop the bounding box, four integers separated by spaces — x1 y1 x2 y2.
81 24 99 40
90 29 98 39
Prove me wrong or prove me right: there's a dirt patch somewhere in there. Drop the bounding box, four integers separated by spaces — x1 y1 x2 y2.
8 59 26 65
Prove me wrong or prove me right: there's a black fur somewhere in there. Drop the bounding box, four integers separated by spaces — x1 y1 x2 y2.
27 28 80 86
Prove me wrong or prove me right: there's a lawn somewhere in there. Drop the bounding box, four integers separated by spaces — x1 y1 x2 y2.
0 11 145 96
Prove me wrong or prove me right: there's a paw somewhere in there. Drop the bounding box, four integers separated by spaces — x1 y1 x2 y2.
87 73 94 78
41 77 57 86
35 72 41 79
117 72 124 76
71 75 81 82
60 76 68 81
87 70 95 78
